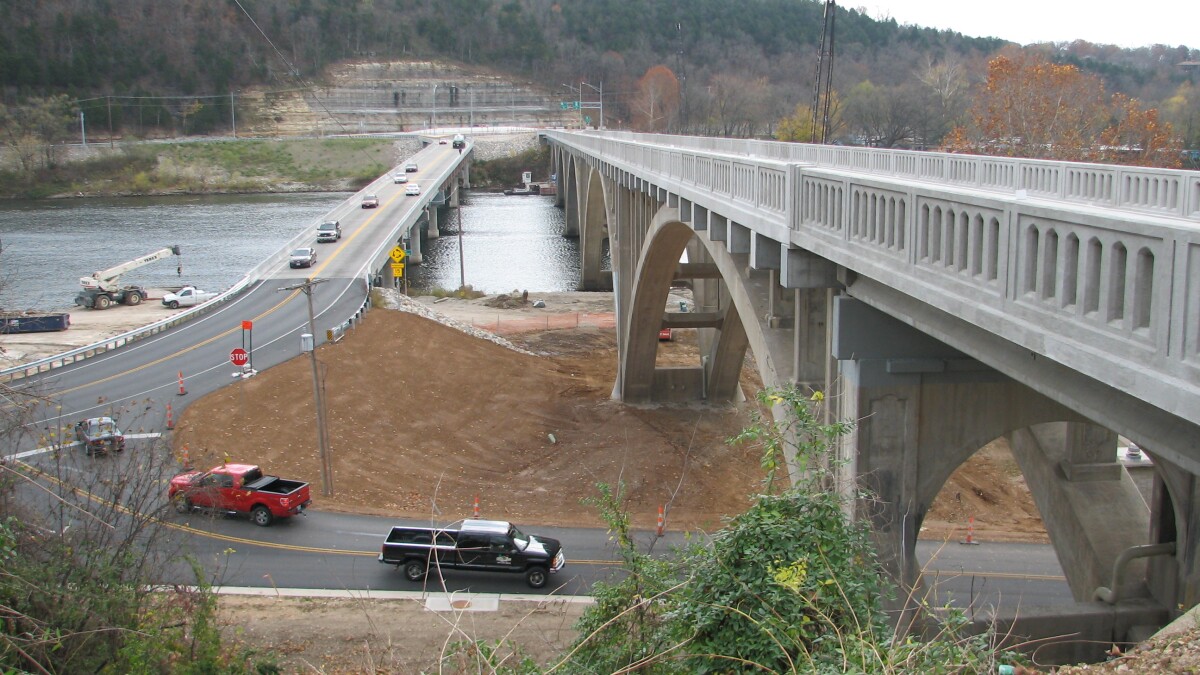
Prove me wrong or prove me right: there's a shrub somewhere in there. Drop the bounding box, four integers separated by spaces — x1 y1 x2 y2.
560 385 1024 674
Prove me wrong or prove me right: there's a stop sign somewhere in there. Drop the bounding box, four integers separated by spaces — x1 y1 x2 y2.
230 348 249 367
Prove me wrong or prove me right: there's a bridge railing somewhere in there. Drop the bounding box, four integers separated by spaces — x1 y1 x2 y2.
546 129 1200 423
575 130 1200 220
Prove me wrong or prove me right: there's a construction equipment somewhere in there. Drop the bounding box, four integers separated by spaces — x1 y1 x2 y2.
75 245 181 310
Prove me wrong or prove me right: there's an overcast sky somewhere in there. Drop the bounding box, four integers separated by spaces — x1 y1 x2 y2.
859 1 1198 50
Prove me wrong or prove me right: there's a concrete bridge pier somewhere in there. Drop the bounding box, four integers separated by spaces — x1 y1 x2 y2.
406 220 424 265
426 205 440 240
458 158 471 190
831 299 1095 593
1145 456 1200 611
562 155 580 237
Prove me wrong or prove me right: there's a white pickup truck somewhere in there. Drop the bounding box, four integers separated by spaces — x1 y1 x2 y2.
162 286 218 309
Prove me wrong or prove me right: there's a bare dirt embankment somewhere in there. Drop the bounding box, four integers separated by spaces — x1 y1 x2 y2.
9 290 1053 672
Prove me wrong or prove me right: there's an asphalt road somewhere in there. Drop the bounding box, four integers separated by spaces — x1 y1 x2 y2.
1 137 1074 612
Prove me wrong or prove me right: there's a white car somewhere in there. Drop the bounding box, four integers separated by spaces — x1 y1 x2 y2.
405 183 421 196
393 173 408 184
162 286 218 309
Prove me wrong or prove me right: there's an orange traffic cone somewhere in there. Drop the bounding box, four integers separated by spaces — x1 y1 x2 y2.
960 516 980 545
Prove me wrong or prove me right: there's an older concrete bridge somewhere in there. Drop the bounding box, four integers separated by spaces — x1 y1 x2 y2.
546 129 1200 645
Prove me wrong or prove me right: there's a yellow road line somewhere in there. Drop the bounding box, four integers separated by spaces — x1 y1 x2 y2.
12 459 611 565
47 193 401 398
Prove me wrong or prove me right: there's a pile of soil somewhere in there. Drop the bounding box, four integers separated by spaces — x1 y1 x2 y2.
175 291 1049 536
174 297 765 531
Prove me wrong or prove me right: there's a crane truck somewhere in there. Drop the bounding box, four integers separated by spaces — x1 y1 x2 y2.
75 245 182 310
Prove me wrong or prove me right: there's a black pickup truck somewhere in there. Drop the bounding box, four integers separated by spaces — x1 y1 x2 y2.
378 519 565 588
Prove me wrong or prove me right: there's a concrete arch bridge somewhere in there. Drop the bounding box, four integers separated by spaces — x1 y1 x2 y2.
545 129 1200 649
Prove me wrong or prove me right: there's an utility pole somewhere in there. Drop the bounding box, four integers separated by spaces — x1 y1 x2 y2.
106 96 114 148
231 90 237 138
810 0 837 144
431 84 438 129
457 208 466 289
80 111 86 148
278 278 334 496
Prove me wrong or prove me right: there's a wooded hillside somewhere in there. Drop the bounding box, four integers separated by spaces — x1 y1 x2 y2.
0 0 1197 155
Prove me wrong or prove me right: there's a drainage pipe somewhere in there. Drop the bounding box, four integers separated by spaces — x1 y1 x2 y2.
1093 542 1177 604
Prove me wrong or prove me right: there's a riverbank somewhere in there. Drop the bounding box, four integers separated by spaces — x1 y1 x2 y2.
0 132 545 199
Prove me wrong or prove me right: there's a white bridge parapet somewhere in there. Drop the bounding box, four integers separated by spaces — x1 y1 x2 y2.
545 129 1200 469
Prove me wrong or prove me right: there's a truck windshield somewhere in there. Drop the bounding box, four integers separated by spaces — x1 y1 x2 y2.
508 525 530 551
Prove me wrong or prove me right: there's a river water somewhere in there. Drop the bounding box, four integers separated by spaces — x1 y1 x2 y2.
0 191 575 311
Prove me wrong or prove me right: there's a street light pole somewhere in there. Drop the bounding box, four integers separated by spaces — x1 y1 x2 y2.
278 278 333 496
581 80 603 129
431 84 438 129
561 83 582 128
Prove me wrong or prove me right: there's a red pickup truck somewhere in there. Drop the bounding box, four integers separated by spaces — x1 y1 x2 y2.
169 463 312 527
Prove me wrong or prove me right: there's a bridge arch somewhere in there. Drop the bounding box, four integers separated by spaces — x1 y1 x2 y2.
616 205 799 404
546 129 1200 628
579 164 610 291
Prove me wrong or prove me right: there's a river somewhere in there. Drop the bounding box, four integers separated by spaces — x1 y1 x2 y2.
0 191 576 312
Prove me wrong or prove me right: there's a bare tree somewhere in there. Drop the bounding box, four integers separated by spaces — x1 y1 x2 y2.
0 96 76 174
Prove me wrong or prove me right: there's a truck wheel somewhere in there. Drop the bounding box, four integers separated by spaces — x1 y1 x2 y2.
167 300 180 309
525 566 548 589
125 291 142 306
172 494 191 514
94 295 111 310
403 560 428 582
251 506 274 527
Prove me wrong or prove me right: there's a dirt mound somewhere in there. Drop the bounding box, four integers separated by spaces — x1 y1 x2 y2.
175 309 763 531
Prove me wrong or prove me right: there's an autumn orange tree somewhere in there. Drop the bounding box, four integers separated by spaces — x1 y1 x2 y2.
631 65 681 132
944 51 1182 168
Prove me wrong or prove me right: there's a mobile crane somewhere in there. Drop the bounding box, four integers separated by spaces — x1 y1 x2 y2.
75 245 182 310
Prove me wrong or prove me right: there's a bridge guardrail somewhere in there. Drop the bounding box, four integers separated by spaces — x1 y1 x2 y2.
547 129 1200 425
578 130 1200 220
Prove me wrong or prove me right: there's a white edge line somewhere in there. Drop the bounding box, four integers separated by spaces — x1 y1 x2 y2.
4 432 161 461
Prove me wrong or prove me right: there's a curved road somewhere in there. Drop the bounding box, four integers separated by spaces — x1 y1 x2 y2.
1 141 1071 608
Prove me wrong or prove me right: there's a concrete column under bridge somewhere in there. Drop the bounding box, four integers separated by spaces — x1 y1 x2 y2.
832 298 1165 620
546 130 1200 643
426 206 439 240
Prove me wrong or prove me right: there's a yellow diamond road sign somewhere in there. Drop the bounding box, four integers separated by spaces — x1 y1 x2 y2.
390 246 407 263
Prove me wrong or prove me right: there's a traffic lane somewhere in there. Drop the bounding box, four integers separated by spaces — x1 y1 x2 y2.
170 510 642 567
297 193 412 277
919 569 1075 610
918 539 1074 611
172 525 602 596
918 540 1064 578
13 282 284 397
25 277 365 426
